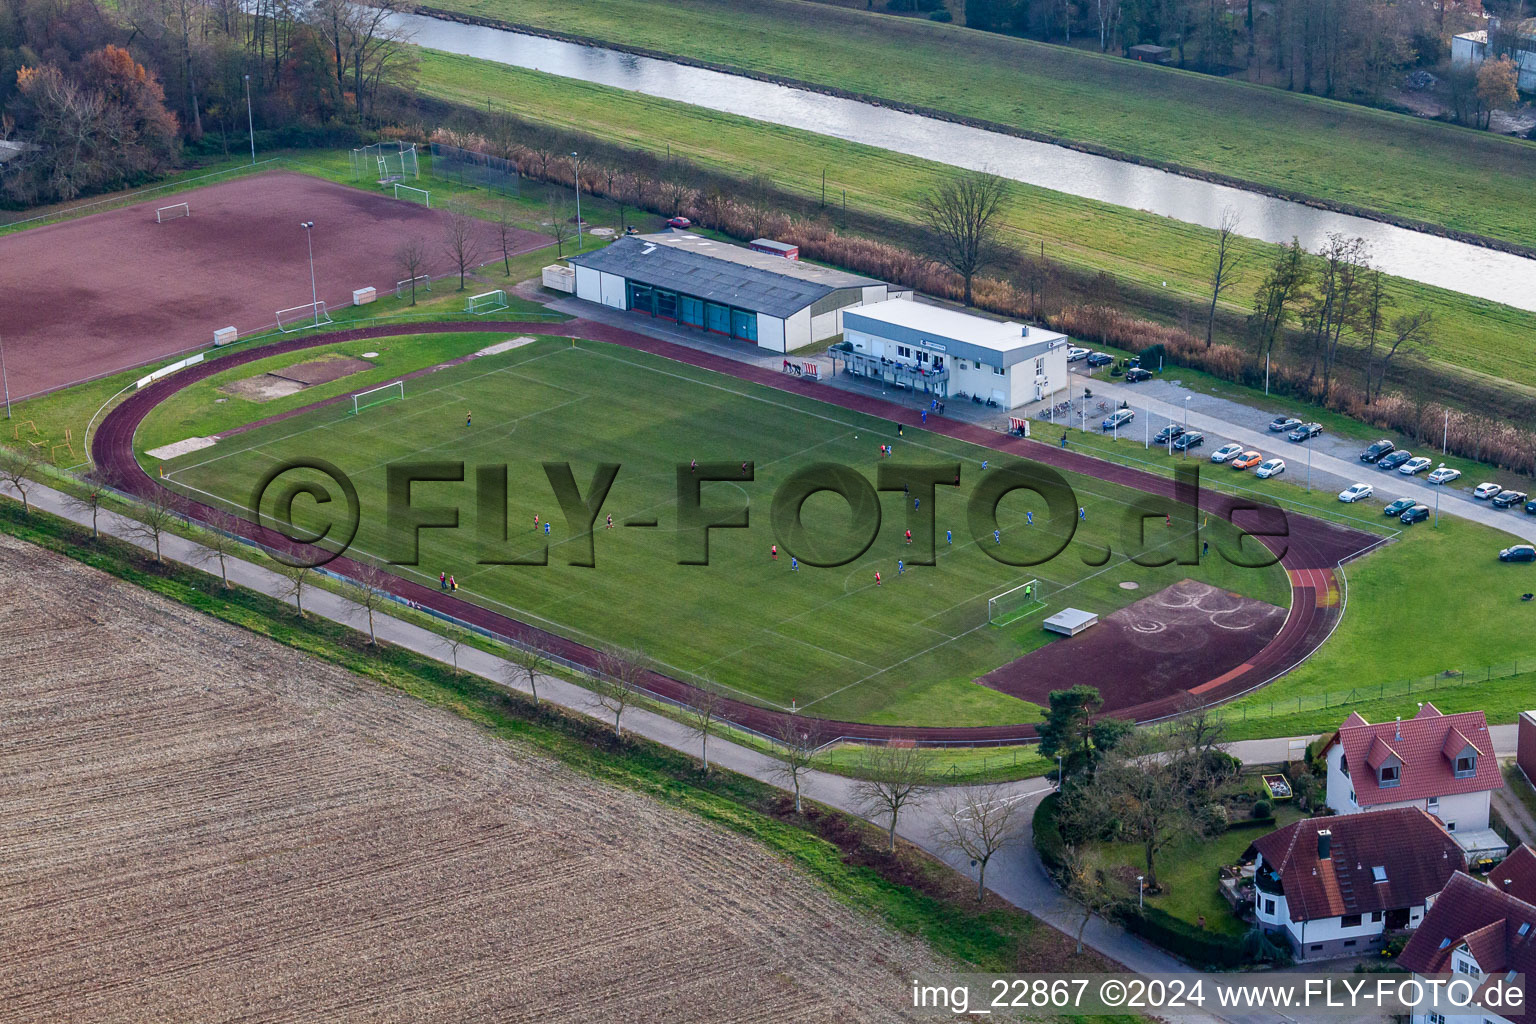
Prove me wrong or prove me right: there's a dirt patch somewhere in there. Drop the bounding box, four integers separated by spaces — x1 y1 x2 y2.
0 170 549 400
218 374 306 402
268 355 373 386
0 534 946 1022
979 579 1286 716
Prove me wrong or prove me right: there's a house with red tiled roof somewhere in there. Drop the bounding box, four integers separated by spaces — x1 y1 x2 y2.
1244 808 1465 961
1490 845 1536 908
1322 704 1506 859
1399 871 1536 1024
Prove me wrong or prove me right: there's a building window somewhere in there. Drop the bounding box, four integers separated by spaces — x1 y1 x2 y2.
1427 1014 1445 1024
1344 940 1357 947
1456 754 1476 777
1379 764 1400 787
1371 911 1383 922
1428 796 1440 812
1446 821 1457 832
1310 944 1323 952
993 364 1005 376
1341 914 1363 928
1264 899 1275 915
1457 958 1479 975
1035 357 1045 372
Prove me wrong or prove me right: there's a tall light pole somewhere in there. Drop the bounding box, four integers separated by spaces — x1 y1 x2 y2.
0 334 11 420
1137 875 1145 908
243 74 255 165
571 151 583 252
300 221 318 326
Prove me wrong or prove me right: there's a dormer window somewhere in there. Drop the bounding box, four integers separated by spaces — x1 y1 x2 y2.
1379 764 1401 787
1455 754 1476 778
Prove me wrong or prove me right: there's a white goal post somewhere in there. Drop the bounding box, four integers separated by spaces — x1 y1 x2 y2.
988 578 1044 626
395 274 432 299
393 183 430 207
466 289 509 315
156 202 190 223
351 380 404 414
275 301 333 333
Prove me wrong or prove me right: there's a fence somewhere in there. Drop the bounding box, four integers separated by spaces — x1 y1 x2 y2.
429 141 520 196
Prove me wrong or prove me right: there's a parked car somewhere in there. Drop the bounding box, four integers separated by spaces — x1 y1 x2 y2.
1268 416 1302 433
1231 451 1263 470
1383 498 1417 517
1498 545 1536 563
1173 431 1205 451
1359 439 1396 463
1526 498 1536 515
1153 424 1185 445
1288 422 1323 442
1426 466 1461 485
666 216 691 228
1377 450 1412 471
1473 482 1503 500
1338 483 1374 503
1101 408 1134 431
1399 456 1433 475
1211 443 1246 463
1255 458 1286 479
1400 504 1431 524
1124 367 1153 383
1066 346 1090 362
1086 352 1114 367
1493 490 1529 509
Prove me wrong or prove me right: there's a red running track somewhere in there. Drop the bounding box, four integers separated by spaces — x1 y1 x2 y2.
92 319 1387 742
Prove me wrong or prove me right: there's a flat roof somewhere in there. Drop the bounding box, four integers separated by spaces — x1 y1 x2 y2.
568 233 881 318
843 299 1067 355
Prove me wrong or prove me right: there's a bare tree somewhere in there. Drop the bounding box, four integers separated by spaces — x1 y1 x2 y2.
1060 843 1130 954
853 741 932 855
128 488 184 562
1205 207 1244 346
545 194 574 258
1168 694 1228 757
685 687 727 772
769 717 823 815
394 236 427 305
1090 736 1195 888
64 472 108 539
276 561 314 617
1369 309 1433 404
916 170 1009 306
306 0 414 119
347 562 394 644
492 204 520 277
196 508 244 587
442 625 469 677
934 785 1026 900
0 446 42 514
504 643 551 705
441 208 483 291
592 644 647 739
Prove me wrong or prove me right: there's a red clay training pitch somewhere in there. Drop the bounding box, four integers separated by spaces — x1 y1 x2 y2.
1 170 546 400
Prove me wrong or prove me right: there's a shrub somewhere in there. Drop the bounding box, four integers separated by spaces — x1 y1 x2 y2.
1119 906 1250 968
1252 799 1273 819
930 9 954 19
1033 792 1067 873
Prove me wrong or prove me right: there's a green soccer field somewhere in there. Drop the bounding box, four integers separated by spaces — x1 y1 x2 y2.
151 334 1292 727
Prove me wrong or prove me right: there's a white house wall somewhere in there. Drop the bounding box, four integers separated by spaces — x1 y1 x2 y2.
574 265 602 304
785 308 813 351
757 313 787 353
1324 743 1493 830
598 271 626 310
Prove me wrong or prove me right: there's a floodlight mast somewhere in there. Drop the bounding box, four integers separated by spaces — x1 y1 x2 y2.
301 221 318 326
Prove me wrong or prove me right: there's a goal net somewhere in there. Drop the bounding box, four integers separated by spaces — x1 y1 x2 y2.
393 183 430 207
466 289 509 315
988 578 1045 627
275 301 333 333
351 380 404 414
395 274 432 299
156 202 190 223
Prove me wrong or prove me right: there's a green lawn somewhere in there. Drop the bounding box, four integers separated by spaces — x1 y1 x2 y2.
415 51 1536 401
423 0 1536 246
147 333 1290 727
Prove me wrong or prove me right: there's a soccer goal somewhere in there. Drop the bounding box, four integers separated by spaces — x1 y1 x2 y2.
156 202 190 223
395 274 432 299
351 380 404 414
275 301 333 333
466 289 509 315
393 183 430 207
988 578 1045 627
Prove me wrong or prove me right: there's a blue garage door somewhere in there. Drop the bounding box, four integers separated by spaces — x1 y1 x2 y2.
730 308 757 342
705 302 731 334
679 295 704 327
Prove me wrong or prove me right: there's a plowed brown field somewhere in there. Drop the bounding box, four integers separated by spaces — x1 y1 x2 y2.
0 534 946 1022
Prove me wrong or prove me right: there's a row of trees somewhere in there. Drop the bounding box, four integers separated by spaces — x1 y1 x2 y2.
966 0 1503 108
1 0 417 204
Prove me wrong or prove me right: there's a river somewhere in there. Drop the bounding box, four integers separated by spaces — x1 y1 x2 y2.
390 9 1536 312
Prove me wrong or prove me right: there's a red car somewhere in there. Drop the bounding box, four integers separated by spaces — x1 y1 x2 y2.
666 216 691 228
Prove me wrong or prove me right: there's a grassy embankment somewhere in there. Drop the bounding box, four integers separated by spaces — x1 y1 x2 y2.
424 0 1536 247
414 51 1536 406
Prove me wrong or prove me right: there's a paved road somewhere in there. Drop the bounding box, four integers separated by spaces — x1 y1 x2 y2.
10 476 1375 1022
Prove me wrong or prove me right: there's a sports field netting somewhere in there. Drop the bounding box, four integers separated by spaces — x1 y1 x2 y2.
150 337 1290 729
